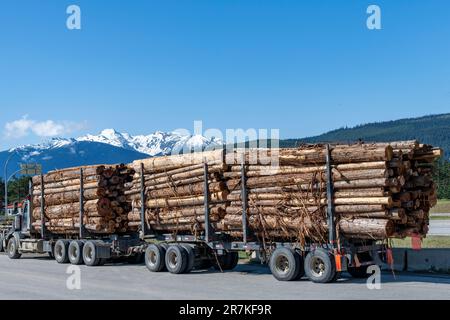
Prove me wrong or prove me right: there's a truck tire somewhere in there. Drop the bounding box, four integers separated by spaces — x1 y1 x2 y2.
145 244 166 272
0 235 4 252
181 244 196 273
294 251 306 280
269 247 301 281
228 252 239 270
304 248 337 283
348 265 372 278
7 238 21 259
68 241 84 265
54 240 70 264
165 245 188 274
83 241 100 267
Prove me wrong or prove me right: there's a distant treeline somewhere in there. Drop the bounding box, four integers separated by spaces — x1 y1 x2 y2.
0 176 30 207
434 160 450 199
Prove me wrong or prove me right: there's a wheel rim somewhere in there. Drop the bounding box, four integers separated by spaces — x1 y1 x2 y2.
275 254 290 275
310 256 326 277
9 241 15 255
148 249 157 266
85 245 93 263
55 244 63 259
70 245 78 260
168 251 178 269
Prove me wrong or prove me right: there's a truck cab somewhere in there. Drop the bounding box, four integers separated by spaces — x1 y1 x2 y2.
0 198 49 259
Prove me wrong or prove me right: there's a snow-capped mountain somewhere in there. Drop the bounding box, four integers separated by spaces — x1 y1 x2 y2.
0 129 223 178
77 129 222 156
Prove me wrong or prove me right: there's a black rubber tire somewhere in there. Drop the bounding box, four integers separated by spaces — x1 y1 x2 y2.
165 245 188 274
269 247 301 281
304 248 337 284
48 248 55 260
68 241 84 265
348 265 372 278
0 235 4 252
83 241 100 267
7 238 21 259
212 254 227 271
294 252 306 280
145 244 167 272
54 240 70 264
181 244 196 273
224 252 239 271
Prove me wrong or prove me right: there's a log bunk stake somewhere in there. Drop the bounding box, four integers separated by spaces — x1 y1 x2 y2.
203 161 211 242
325 144 336 247
79 168 86 239
40 174 46 239
241 154 250 244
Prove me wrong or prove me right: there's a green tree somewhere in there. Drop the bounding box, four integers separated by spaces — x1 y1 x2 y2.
434 160 450 199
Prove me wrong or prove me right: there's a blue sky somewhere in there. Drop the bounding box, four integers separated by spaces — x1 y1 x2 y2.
1 0 449 149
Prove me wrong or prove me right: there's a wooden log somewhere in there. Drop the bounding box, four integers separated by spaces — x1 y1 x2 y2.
32 188 100 207
32 182 99 196
338 218 395 238
229 196 393 206
142 164 225 185
225 145 393 165
229 161 388 172
133 191 228 209
132 149 224 173
32 165 106 185
226 177 399 191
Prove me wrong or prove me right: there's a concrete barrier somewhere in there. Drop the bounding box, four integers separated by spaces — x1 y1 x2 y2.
381 248 407 272
381 248 450 274
406 249 450 273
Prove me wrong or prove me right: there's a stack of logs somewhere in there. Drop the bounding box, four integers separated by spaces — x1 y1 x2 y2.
126 150 229 235
221 141 441 242
32 164 135 234
28 140 441 243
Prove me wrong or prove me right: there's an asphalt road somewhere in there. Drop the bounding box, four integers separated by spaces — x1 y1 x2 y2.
429 220 450 236
1 254 450 300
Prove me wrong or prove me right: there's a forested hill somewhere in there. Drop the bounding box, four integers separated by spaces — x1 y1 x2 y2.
282 113 450 158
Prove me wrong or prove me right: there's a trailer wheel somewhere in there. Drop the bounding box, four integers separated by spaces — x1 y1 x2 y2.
228 252 239 270
145 244 166 272
7 238 21 259
83 241 100 267
294 252 306 280
68 241 84 265
181 244 196 273
165 245 188 274
269 247 301 281
304 248 336 283
54 240 70 264
348 265 372 278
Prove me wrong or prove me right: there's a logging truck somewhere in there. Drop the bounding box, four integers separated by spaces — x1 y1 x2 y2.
0 145 388 284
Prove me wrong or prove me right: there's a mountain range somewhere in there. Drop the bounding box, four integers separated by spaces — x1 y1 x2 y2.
1 113 449 179
0 129 222 179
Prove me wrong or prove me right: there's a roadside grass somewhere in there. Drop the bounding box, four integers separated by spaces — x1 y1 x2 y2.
391 236 450 249
431 199 450 214
430 215 450 220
